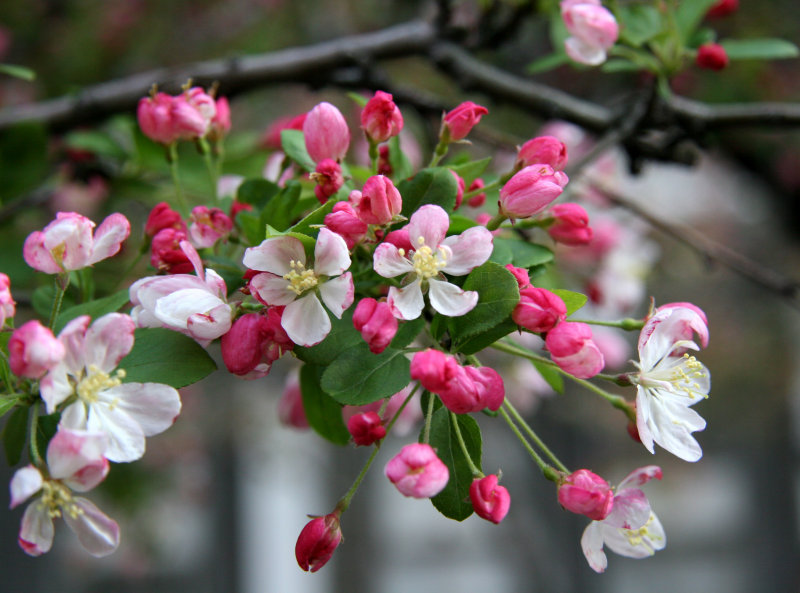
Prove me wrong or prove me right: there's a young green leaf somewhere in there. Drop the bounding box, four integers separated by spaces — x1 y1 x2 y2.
300 364 350 445
281 129 316 172
448 262 519 343
55 290 132 332
119 328 217 388
399 167 458 216
321 344 410 406
720 38 800 60
552 288 588 316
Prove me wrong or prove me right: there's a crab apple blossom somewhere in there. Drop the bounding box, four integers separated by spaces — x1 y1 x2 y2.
342 386 421 437
352 297 398 354
373 204 493 320
557 469 614 521
513 286 567 333
131 241 232 345
323 201 368 249
548 203 593 246
8 320 65 379
303 102 350 163
632 306 710 462
150 228 194 274
545 321 605 379
39 313 182 463
385 443 449 498
581 466 665 573
295 512 342 572
189 206 233 248
361 90 403 143
11 428 119 557
516 135 569 171
561 0 619 66
23 211 130 274
498 165 568 220
347 411 386 446
0 272 14 325
355 175 402 225
505 264 531 289
442 101 488 141
177 86 217 137
696 43 729 70
221 309 293 379
311 158 344 203
243 228 354 347
470 475 511 524
137 92 178 144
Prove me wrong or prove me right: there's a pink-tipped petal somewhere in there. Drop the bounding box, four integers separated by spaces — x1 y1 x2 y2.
314 228 351 277
407 204 449 248
64 497 120 557
440 226 494 276
373 243 413 278
580 521 608 573
88 213 130 265
45 428 108 488
243 235 306 275
19 503 54 556
387 280 424 321
10 466 42 509
318 273 354 319
282 294 331 347
83 313 135 374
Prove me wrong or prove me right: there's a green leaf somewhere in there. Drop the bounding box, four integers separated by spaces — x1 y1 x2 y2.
399 167 458 216
3 406 28 466
0 64 36 81
488 239 513 266
447 214 479 235
0 394 19 419
34 412 60 461
675 0 719 43
427 408 482 521
454 319 519 355
601 59 644 73
281 129 316 172
321 344 410 406
347 92 369 108
64 130 128 160
448 262 519 343
494 238 554 268
295 309 362 366
527 52 570 74
55 290 131 332
618 5 663 47
533 360 564 394
300 364 350 445
236 179 280 207
449 157 492 185
119 328 217 388
263 180 302 232
289 198 336 238
720 38 800 60
390 317 425 351
551 289 588 316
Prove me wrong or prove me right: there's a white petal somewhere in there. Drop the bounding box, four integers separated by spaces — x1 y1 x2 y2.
10 466 43 509
617 465 663 491
640 390 705 462
387 280 424 320
602 512 666 559
86 403 146 463
46 428 108 486
83 313 135 373
101 382 181 437
88 213 130 265
60 401 88 431
635 388 656 454
580 521 608 573
603 488 650 530
427 278 478 317
154 289 227 330
40 366 74 414
186 303 233 344
565 36 607 66
179 240 205 279
314 227 351 277
440 226 493 276
281 294 331 346
407 204 448 248
249 272 296 306
318 273 354 319
64 497 120 557
19 502 54 556
373 243 413 278
243 235 305 274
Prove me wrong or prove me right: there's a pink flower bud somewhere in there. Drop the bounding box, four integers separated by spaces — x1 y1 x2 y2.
221 310 292 379
303 102 350 163
189 206 233 248
504 264 531 289
8 321 65 378
347 411 387 446
706 0 738 18
696 43 729 70
311 159 344 204
352 298 398 354
545 321 605 379
466 178 486 208
513 286 567 333
547 203 593 245
451 170 466 210
356 175 402 225
260 112 307 150
150 228 194 274
381 227 413 252
361 90 404 143
410 349 459 394
170 90 213 141
324 202 368 249
385 443 449 498
145 202 186 237
470 475 511 524
561 1 619 66
208 96 231 141
278 373 309 429
0 273 16 326
137 92 177 144
516 136 568 170
295 512 342 572
443 101 488 141
557 469 614 520
499 165 568 219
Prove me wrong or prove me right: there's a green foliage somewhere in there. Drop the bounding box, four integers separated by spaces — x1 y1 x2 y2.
0 64 36 81
450 157 492 185
675 0 720 44
55 289 131 332
299 364 350 445
281 129 315 172
533 359 564 394
119 328 217 388
720 38 800 60
491 238 554 268
387 135 414 181
294 309 362 366
34 412 60 463
617 5 663 48
552 288 588 316
398 167 458 216
237 179 300 242
321 344 410 406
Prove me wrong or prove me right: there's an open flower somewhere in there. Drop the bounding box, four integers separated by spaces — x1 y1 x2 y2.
632 306 710 462
10 427 119 557
39 313 182 463
373 204 493 320
243 228 354 347
581 466 665 573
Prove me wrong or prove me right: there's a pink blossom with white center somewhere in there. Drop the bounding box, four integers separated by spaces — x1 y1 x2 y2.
23 211 130 274
373 204 493 320
632 307 710 462
385 443 449 498
10 427 119 557
561 0 619 66
39 313 182 463
243 228 354 347
581 466 666 573
130 240 232 346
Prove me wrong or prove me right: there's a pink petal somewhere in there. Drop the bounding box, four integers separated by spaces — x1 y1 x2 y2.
46 428 108 489
427 279 478 317
186 303 233 344
88 213 130 265
83 313 135 373
10 466 43 509
407 204 448 249
99 383 181 438
565 36 607 66
86 403 146 463
314 228 351 277
179 240 205 279
23 231 61 274
249 272 296 306
19 502 54 556
243 235 306 275
64 497 120 557
153 289 227 330
281 294 331 346
387 280 424 320
318 272 354 319
58 315 92 374
603 488 650 530
47 213 94 271
618 465 663 491
373 243 413 278
440 226 494 276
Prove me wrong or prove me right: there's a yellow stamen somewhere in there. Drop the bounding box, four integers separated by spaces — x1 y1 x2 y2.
411 239 447 280
283 260 319 296
76 366 125 404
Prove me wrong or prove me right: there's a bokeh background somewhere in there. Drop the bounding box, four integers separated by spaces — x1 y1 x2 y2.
0 1 798 592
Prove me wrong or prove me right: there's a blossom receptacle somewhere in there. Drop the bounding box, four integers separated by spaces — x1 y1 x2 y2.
547 203 593 246
145 202 186 237
221 309 292 379
512 286 567 333
545 321 605 379
470 475 511 524
311 159 344 204
324 201 368 249
516 135 569 170
296 513 342 572
561 0 619 66
361 90 404 143
0 272 15 325
696 43 729 70
557 469 614 521
442 101 488 141
8 320 65 379
303 102 350 163
347 411 387 446
498 165 568 219
352 298 398 354
23 211 131 274
150 228 194 274
706 0 738 18
355 175 402 225
385 443 449 498
189 206 233 248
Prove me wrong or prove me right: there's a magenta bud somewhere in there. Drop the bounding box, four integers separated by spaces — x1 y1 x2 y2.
516 135 568 171
352 298 398 354
557 469 614 521
385 443 449 498
361 90 403 143
442 101 488 141
470 475 511 524
513 286 567 333
303 102 350 163
545 321 605 379
295 512 342 572
347 411 387 446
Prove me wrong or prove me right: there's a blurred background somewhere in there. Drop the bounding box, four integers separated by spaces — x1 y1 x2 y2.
0 1 798 592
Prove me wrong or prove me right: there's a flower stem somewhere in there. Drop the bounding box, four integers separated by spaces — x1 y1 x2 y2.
499 406 557 480
368 138 379 175
503 400 568 473
198 138 219 204
450 411 483 478
485 212 507 232
47 274 69 330
568 317 644 331
422 390 435 445
29 402 44 469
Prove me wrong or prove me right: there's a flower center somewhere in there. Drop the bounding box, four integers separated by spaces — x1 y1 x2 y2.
76 365 125 404
284 260 319 296
636 354 708 401
38 481 82 520
411 237 447 280
621 513 663 553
